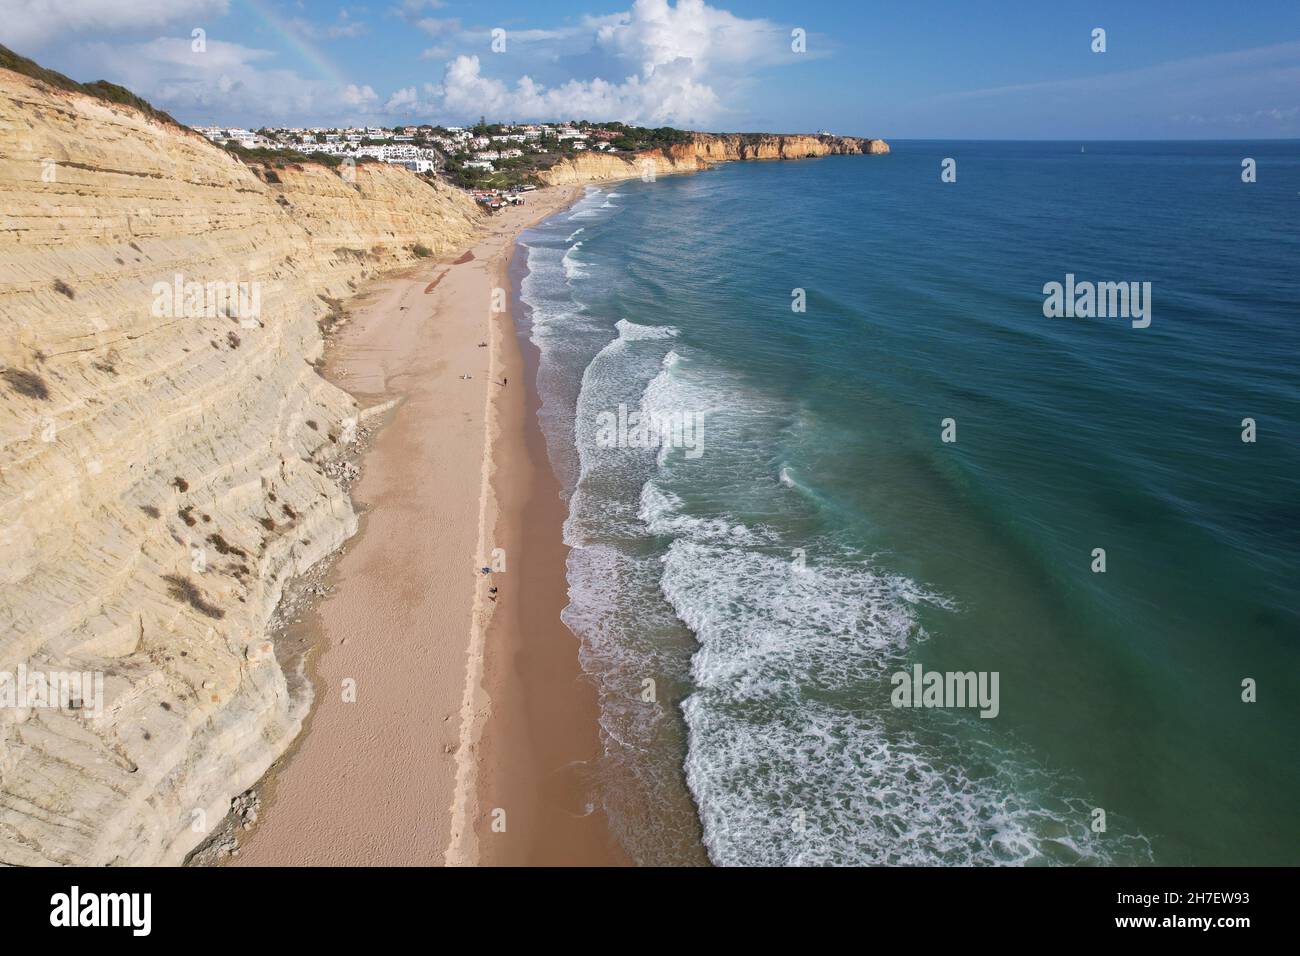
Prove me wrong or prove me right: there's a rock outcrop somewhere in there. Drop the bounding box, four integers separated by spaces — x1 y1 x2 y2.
0 64 480 865
539 132 888 185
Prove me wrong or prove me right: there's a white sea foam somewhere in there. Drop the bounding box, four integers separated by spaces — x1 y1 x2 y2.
614 318 678 340
664 540 938 694
522 173 1154 868
556 301 1124 866
663 536 1148 866
684 693 1141 866
567 186 623 221
561 242 586 279
518 222 616 494
522 245 589 346
638 480 765 543
563 318 683 545
559 540 705 863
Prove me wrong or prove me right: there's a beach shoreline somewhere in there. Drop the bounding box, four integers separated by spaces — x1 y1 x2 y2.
469 223 629 865
448 183 625 865
226 184 591 866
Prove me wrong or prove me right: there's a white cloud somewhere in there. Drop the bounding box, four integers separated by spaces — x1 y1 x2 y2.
343 83 378 106
289 14 370 41
71 36 353 123
415 0 795 125
435 53 719 126
385 86 419 110
391 0 446 24
594 0 789 74
0 0 229 50
382 81 443 114
17 0 814 129
416 17 460 37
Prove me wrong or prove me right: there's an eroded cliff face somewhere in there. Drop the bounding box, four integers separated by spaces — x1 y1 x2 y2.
539 131 888 185
0 67 481 865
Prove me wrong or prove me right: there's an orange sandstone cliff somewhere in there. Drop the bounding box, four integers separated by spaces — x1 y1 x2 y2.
540 131 889 185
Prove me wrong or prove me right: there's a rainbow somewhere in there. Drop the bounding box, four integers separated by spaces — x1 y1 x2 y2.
240 0 352 85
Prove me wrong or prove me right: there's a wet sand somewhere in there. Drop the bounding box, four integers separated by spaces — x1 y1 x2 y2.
470 245 629 865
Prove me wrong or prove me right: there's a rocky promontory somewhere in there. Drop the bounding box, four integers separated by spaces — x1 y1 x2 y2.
540 131 889 185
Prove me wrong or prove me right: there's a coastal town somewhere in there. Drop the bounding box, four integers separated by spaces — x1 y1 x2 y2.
190 120 684 205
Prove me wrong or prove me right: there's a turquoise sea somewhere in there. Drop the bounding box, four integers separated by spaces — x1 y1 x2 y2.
513 141 1300 866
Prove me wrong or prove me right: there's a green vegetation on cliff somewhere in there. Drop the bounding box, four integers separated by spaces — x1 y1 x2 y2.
0 43 183 129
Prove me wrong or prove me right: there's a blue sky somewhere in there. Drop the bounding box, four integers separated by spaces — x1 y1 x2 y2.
2 0 1297 137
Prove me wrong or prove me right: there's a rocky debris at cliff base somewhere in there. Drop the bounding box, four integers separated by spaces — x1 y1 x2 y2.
267 563 337 636
315 417 374 492
185 788 262 865
259 419 376 639
321 458 361 488
190 379 387 863
233 790 260 829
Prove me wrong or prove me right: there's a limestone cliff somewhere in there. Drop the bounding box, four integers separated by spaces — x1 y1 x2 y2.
0 65 481 865
539 132 888 185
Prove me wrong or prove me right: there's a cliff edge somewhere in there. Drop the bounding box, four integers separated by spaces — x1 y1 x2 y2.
0 61 481 865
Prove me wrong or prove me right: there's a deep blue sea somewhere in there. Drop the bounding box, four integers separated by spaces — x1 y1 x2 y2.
514 141 1300 866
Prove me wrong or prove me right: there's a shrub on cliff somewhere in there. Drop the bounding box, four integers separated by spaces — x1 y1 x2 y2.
0 44 183 129
2 368 50 400
161 575 224 619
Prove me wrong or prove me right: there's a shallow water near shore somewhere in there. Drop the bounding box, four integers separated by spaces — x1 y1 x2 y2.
520 143 1300 866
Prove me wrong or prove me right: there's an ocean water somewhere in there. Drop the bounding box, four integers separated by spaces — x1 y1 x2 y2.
513 141 1300 866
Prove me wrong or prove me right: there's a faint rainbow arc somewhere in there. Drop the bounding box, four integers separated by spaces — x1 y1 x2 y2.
240 0 353 86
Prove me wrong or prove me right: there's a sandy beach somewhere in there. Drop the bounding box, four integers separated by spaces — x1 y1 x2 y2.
470 248 630 866
231 184 620 866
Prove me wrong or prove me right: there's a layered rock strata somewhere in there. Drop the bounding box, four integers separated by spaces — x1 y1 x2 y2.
0 66 480 865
